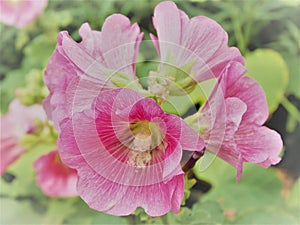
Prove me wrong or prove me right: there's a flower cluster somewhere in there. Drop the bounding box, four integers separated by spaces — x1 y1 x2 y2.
1 99 77 197
42 1 282 217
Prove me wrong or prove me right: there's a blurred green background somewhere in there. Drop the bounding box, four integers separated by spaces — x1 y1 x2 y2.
0 0 299 224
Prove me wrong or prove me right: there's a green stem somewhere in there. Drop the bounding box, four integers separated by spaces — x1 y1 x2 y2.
229 2 246 54
281 97 300 123
243 16 253 56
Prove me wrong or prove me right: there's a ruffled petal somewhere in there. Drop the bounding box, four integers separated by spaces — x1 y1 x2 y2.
236 125 282 167
100 14 143 78
0 136 24 175
44 17 143 130
152 1 243 82
226 76 269 125
77 167 184 216
152 1 182 60
213 97 247 169
197 60 282 179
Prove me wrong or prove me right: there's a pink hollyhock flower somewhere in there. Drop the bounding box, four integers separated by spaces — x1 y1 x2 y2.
43 15 143 131
58 88 205 216
192 61 282 180
0 0 48 28
33 150 78 197
0 99 46 175
149 1 244 96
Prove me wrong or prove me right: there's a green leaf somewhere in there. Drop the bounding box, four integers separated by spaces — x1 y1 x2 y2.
0 69 26 113
17 69 49 106
91 213 128 225
0 143 55 197
182 175 197 205
42 199 78 224
161 94 197 116
195 158 282 208
161 79 216 117
23 34 56 69
63 198 128 225
0 196 83 224
0 198 46 224
245 49 289 113
286 178 300 210
234 207 299 224
15 30 30 49
168 200 224 225
194 157 300 224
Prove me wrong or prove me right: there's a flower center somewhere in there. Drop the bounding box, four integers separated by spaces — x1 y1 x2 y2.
7 0 24 6
128 121 164 168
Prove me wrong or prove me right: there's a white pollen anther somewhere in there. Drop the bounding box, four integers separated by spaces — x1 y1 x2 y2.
132 135 152 152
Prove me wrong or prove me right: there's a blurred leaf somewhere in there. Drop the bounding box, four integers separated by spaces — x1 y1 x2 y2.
286 178 300 210
161 95 196 116
245 49 289 113
63 198 96 224
15 30 30 50
91 213 128 225
40 10 72 32
17 69 49 105
196 158 282 209
0 196 83 225
63 198 128 225
0 143 55 197
42 199 78 225
194 157 300 224
0 69 26 113
233 206 299 224
0 26 22 73
168 200 224 225
23 34 56 69
0 198 46 224
280 51 300 98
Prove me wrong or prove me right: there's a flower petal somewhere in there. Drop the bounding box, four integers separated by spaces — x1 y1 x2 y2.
1 100 46 175
44 17 143 130
0 0 48 28
226 76 269 125
77 167 184 216
236 125 282 167
0 137 24 175
100 14 143 79
197 61 282 179
58 88 187 216
165 114 205 152
33 150 78 197
152 1 243 82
